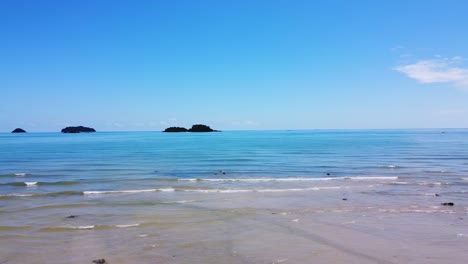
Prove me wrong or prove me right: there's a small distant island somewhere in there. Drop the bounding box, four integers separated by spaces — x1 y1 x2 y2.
12 128 26 133
163 124 219 133
163 127 188 132
61 126 96 133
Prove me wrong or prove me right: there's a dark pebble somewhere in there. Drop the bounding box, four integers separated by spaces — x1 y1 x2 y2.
441 202 454 206
92 259 106 264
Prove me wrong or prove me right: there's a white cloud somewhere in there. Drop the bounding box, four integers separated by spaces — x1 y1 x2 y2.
395 56 468 89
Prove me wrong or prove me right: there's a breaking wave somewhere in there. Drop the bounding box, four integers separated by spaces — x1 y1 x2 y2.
83 188 175 195
0 191 83 199
0 181 79 187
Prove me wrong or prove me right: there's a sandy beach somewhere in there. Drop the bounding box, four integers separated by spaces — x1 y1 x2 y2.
2 186 467 264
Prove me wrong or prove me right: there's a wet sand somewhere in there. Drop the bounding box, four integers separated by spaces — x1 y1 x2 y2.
1 188 467 264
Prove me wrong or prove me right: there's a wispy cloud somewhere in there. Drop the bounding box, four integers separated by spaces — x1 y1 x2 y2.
394 56 468 89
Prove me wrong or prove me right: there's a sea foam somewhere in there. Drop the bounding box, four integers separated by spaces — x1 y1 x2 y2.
83 188 175 195
185 186 348 193
115 223 140 228
178 176 397 182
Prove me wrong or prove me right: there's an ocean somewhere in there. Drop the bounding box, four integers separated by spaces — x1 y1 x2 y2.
1 130 467 263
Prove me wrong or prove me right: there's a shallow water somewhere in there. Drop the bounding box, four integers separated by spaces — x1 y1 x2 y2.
1 130 468 263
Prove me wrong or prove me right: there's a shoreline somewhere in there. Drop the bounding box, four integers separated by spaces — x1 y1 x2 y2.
1 187 467 264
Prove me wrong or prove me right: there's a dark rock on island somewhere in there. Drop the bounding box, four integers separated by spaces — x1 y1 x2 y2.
12 128 26 133
188 124 219 132
163 127 188 132
163 124 219 133
61 126 96 133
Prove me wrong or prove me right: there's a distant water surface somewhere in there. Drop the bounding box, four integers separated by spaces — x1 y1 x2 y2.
1 129 468 188
1 130 468 263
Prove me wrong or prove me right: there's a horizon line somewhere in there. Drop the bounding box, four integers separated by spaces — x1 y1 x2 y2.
2 127 468 133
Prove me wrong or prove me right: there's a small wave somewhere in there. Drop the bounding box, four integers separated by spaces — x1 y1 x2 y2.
0 191 83 199
40 225 95 232
76 225 95 230
389 181 450 186
0 173 31 177
462 178 468 181
257 186 344 192
417 182 450 186
186 186 347 193
191 189 251 193
1 181 79 187
153 178 181 182
177 176 397 182
40 223 140 232
83 188 175 195
115 223 140 228
162 200 198 204
343 176 397 180
377 165 400 169
424 170 448 173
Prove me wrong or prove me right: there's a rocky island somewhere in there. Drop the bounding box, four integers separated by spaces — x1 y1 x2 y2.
61 126 96 133
12 128 27 133
163 127 188 132
163 124 219 133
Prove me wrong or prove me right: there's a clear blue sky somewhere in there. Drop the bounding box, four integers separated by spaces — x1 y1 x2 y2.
1 0 468 132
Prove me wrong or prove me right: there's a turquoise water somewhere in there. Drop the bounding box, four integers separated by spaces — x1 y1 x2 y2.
1 130 468 197
1 130 468 263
